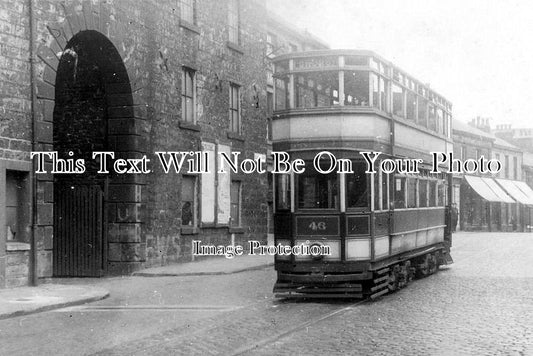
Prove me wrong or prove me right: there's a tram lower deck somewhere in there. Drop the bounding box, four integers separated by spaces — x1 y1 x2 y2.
272 155 453 299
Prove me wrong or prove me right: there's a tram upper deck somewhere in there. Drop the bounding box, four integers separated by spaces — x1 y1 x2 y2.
271 50 453 162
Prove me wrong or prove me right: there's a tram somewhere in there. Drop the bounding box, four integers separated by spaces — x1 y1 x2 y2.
271 50 454 299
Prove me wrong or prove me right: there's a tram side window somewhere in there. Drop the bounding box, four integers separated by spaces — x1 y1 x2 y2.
436 108 444 134
392 83 404 117
417 97 427 127
429 180 437 207
346 161 368 208
382 172 389 210
373 171 380 210
407 177 417 208
380 77 388 112
295 71 339 108
419 179 428 207
394 177 406 209
275 76 289 110
406 90 417 121
276 174 291 211
371 73 379 108
344 71 369 106
298 165 338 209
428 105 436 131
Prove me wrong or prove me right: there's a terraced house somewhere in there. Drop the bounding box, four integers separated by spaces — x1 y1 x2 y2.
0 0 326 288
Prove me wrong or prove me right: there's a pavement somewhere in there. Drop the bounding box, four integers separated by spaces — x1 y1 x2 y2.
0 253 273 320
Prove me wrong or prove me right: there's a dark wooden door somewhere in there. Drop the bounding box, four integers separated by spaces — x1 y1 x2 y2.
53 185 104 277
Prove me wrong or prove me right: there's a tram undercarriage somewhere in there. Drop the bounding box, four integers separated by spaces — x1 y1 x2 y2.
273 244 453 299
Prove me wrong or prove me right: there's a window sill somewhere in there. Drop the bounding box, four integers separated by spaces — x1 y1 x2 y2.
226 41 244 55
181 226 199 235
6 241 31 251
179 121 201 132
180 20 201 35
227 131 245 142
229 227 244 234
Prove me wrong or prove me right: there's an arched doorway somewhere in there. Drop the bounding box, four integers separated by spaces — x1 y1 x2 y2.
53 31 138 276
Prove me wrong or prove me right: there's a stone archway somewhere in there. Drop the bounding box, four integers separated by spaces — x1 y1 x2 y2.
33 9 147 276
52 30 144 276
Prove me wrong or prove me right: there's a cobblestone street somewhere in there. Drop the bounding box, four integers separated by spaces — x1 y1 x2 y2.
1 232 532 355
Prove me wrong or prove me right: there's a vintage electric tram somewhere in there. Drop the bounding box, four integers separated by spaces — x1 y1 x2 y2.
271 50 454 299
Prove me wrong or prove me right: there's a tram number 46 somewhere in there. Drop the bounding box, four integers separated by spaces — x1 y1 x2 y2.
308 221 327 231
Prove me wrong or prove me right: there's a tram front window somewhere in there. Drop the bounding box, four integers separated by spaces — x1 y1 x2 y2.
346 161 368 208
295 71 339 108
297 165 338 209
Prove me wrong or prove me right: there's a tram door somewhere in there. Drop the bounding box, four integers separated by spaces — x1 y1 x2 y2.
53 184 105 277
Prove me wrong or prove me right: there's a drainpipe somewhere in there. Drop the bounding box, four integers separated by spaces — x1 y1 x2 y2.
29 0 38 286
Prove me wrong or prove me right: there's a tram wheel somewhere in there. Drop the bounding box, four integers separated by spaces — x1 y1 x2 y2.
388 265 400 291
415 254 430 278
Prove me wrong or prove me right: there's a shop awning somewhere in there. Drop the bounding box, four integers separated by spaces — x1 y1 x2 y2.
464 175 507 203
480 177 515 203
495 179 533 206
513 181 533 205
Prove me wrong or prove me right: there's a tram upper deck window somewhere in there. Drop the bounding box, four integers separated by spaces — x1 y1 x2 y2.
436 108 444 134
417 97 428 127
297 164 338 209
346 161 368 208
295 71 339 108
392 83 404 117
428 105 437 131
275 75 289 110
344 71 369 107
371 73 379 108
380 77 388 112
394 177 406 209
276 174 291 211
406 90 417 121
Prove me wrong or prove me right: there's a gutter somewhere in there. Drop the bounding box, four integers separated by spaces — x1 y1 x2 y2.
28 0 38 286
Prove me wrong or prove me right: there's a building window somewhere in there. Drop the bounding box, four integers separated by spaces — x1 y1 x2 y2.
513 156 518 179
181 176 197 226
180 0 196 24
230 181 241 226
229 83 241 133
505 155 509 178
407 177 417 208
266 33 276 57
5 171 28 242
181 67 196 122
228 0 240 44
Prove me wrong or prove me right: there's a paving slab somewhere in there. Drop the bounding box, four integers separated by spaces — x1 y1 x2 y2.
133 254 274 277
0 284 109 320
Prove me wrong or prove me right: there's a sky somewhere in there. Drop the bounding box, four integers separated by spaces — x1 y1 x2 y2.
266 0 533 128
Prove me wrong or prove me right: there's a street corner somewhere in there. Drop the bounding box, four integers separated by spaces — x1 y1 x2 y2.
0 284 110 320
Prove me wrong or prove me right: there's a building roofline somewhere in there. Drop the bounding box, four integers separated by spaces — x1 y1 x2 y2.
266 13 329 49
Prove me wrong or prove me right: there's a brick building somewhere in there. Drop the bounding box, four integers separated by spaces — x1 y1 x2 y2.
0 0 326 287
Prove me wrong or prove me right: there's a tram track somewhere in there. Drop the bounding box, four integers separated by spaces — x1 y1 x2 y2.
229 298 369 356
